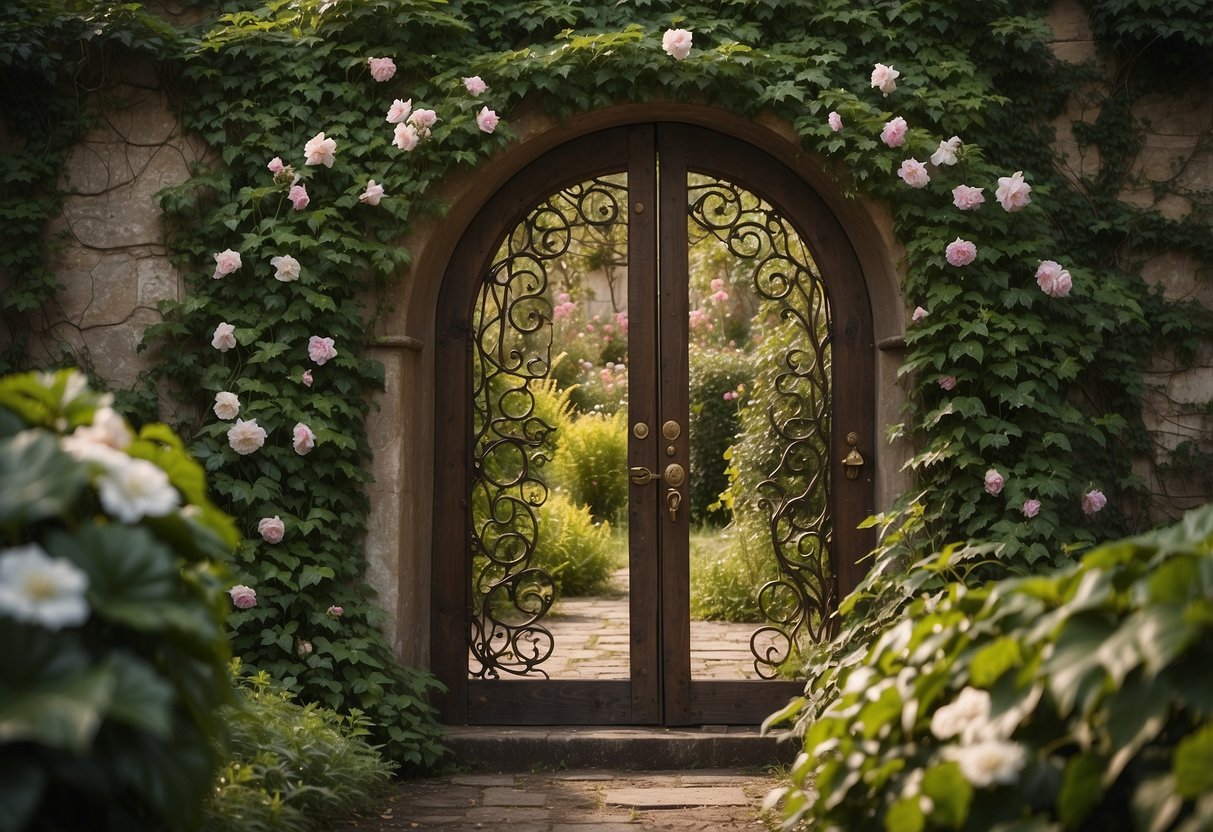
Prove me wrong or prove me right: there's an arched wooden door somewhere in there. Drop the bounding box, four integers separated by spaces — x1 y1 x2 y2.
433 124 874 725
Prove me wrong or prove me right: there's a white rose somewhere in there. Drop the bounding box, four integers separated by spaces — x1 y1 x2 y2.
213 391 240 420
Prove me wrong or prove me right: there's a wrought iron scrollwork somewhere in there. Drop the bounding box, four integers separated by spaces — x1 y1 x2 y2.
468 176 628 678
688 176 835 679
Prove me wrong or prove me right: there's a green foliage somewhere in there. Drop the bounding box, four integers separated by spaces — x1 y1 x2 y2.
0 369 236 832
204 662 395 832
687 345 750 524
689 524 788 623
532 492 618 597
768 504 1213 831
549 411 628 522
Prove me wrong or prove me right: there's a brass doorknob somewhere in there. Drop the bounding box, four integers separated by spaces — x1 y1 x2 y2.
842 432 864 480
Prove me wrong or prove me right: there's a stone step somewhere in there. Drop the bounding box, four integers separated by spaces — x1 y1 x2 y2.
442 724 800 772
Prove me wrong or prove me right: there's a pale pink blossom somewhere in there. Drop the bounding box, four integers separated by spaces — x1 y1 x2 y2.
476 106 499 134
1082 489 1107 515
393 122 420 151
408 108 438 135
327 604 344 618
386 98 412 124
984 468 1005 496
228 584 257 609
301 370 314 387
227 418 266 455
303 131 337 168
870 63 900 95
880 116 907 147
296 639 313 657
463 75 487 95
1035 260 1072 297
943 740 1027 788
258 515 285 544
367 56 396 82
946 238 977 267
931 136 962 166
308 335 337 365
911 306 928 322
897 158 930 188
711 290 729 303
931 687 992 742
939 375 957 391
1023 499 1041 518
996 170 1031 212
828 111 843 132
212 249 242 279
212 322 237 352
662 28 693 60
270 254 301 282
710 278 725 291
292 422 316 455
213 391 240 420
952 185 985 211
288 183 310 210
359 180 385 206
267 156 285 174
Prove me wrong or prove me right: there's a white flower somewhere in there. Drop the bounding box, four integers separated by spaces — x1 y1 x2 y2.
213 391 240 420
871 62 900 94
931 136 962 166
386 98 412 124
662 28 693 60
0 544 89 630
359 180 385 206
227 418 267 455
393 122 420 152
65 406 131 453
930 686 992 742
943 740 1027 788
97 456 180 523
212 322 237 352
303 131 337 167
270 254 301 282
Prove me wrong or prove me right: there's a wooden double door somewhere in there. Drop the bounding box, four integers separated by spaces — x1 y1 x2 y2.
433 123 874 725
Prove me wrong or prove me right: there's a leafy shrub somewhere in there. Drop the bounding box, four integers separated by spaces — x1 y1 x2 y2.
549 411 628 522
0 369 237 832
769 504 1213 831
204 663 395 832
690 524 788 622
532 491 619 597
688 345 751 524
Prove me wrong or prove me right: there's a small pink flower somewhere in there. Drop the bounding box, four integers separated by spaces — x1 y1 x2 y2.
476 106 499 134
871 62 900 94
212 322 237 352
931 136 962 166
267 157 285 174
227 418 266 455
229 584 257 609
946 238 977 267
270 254 301 282
662 28 693 60
828 111 843 132
463 75 487 95
386 98 412 124
952 185 985 211
939 375 957 391
293 422 316 455
213 391 240 420
1035 260 1073 297
303 132 337 168
1022 499 1041 518
258 515 285 544
212 249 242 279
996 170 1031 212
984 468 1005 496
881 116 907 147
911 306 928 322
367 56 396 82
296 638 313 657
288 184 309 210
327 604 344 618
711 290 729 303
1082 489 1107 515
898 158 930 188
408 108 438 134
301 369 314 387
393 122 420 151
359 179 385 206
308 335 337 365
723 391 736 401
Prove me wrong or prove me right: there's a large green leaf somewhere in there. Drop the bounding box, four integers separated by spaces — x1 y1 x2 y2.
104 652 176 740
0 429 87 528
1173 723 1213 799
0 756 45 832
0 663 114 752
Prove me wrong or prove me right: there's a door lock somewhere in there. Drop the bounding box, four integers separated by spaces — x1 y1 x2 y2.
665 488 682 522
663 463 686 487
629 466 660 486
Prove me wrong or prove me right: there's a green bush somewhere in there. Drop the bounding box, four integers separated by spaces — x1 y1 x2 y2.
690 525 788 623
0 369 238 832
532 491 619 597
688 345 751 524
204 663 395 832
769 504 1213 831
549 411 628 522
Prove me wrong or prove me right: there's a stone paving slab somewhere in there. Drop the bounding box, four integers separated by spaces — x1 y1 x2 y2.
604 786 749 808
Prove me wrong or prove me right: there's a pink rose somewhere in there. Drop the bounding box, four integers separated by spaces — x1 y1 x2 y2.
301 369 314 387
931 136 961 166
871 62 900 94
327 604 344 618
288 184 309 211
939 375 957 391
296 639 313 657
359 180 385 206
367 56 396 82
393 122 420 152
828 111 843 132
880 116 907 147
211 322 237 352
308 335 337 365
1022 499 1041 518
984 468 1005 496
270 254 301 282
1035 260 1073 297
293 422 316 455
946 238 977 267
213 391 240 420
1082 489 1107 515
911 306 928 322
476 106 499 134
463 75 487 95
227 418 266 455
996 170 1031 212
267 157 284 174
711 290 729 303
229 584 257 609
408 108 438 134
258 515 285 544
710 278 725 291
662 28 693 60
303 132 337 168
897 158 930 188
952 185 985 211
212 248 242 279
386 98 412 124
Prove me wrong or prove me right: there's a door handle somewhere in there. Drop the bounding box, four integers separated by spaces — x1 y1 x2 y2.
665 488 681 522
629 466 660 486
